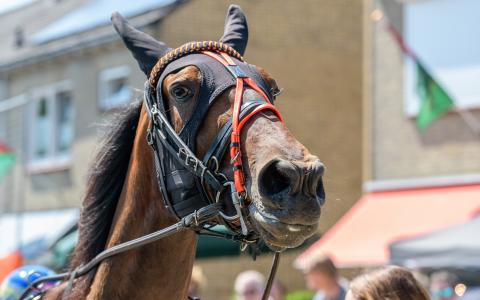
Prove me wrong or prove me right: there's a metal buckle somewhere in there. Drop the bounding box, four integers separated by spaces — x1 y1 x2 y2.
208 156 220 173
150 104 160 120
148 104 168 141
178 147 188 160
178 148 199 172
146 128 154 146
187 157 199 172
216 182 249 235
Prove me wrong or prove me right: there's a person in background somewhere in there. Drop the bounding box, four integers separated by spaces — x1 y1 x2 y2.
429 271 459 300
188 265 207 300
269 279 287 300
303 255 346 300
234 270 265 300
346 266 430 300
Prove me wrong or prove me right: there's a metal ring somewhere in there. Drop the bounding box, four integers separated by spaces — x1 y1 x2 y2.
209 156 219 173
219 211 240 221
215 181 235 203
199 166 206 186
218 173 229 182
193 210 199 226
146 129 154 145
216 181 241 221
215 184 227 203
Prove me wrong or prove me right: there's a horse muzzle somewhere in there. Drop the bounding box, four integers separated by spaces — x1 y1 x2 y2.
248 158 325 250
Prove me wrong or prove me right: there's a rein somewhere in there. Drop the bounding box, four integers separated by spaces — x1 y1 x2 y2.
20 42 282 300
19 204 222 300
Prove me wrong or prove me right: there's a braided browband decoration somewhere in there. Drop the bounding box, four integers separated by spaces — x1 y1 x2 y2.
148 41 244 90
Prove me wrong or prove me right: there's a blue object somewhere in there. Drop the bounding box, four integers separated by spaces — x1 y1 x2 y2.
0 265 56 300
431 287 454 300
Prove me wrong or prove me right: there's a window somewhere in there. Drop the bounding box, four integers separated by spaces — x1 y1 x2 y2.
56 90 74 154
404 0 480 116
34 97 51 159
98 66 131 110
29 82 74 171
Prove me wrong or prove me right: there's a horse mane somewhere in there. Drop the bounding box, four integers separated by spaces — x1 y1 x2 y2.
69 100 142 272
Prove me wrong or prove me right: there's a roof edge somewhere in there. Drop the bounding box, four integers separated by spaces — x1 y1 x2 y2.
364 173 480 192
32 1 181 45
0 9 167 72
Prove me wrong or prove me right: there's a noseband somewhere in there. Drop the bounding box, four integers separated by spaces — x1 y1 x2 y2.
20 42 283 300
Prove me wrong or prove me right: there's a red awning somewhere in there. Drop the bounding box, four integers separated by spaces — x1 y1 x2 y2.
296 184 480 268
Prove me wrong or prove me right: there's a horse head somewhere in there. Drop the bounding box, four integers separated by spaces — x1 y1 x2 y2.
112 5 325 252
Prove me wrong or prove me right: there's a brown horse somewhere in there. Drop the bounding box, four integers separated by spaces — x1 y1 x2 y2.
45 5 325 300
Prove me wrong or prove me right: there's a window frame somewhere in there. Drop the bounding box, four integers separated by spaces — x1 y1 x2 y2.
28 81 74 174
97 65 131 111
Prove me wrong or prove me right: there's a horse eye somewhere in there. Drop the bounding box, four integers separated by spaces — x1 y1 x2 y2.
171 85 192 101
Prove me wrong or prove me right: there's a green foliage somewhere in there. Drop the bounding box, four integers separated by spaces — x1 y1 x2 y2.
286 290 314 300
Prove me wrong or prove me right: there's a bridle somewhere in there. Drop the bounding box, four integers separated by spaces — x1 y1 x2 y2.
20 41 283 300
145 41 284 237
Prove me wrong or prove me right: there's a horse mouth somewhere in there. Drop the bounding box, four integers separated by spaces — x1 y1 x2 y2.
249 204 319 251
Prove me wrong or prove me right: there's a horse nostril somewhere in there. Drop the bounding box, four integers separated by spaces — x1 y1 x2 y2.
308 160 326 203
258 159 326 204
316 178 326 206
259 159 299 198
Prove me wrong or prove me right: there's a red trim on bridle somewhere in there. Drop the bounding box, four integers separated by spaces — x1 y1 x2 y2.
202 51 284 194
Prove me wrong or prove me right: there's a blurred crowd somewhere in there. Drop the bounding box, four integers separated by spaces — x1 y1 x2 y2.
188 254 480 300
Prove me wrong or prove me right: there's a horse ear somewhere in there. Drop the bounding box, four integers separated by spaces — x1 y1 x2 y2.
219 5 248 56
111 12 170 76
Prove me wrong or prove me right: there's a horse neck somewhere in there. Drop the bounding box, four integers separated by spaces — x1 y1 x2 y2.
86 107 197 300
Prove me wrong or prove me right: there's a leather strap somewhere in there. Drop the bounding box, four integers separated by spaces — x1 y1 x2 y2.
202 100 266 167
19 203 223 300
262 252 281 300
148 102 223 192
202 51 284 194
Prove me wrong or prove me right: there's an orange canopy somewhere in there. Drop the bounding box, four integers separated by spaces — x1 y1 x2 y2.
0 251 23 282
296 184 480 268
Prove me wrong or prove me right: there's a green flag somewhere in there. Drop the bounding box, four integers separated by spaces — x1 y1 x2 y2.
385 22 455 129
0 142 15 181
415 61 454 129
